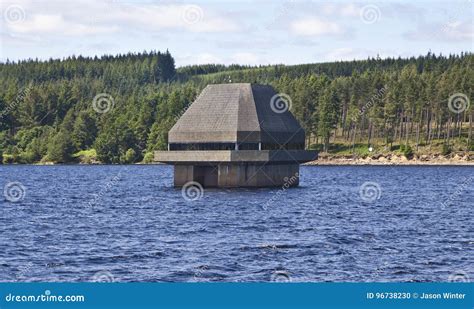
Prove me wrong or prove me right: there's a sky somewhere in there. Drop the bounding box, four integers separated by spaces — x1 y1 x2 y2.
0 0 473 66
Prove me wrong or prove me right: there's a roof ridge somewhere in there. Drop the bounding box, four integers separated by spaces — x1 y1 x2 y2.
247 84 262 133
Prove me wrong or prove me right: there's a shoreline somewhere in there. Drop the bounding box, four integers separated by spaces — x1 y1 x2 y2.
1 153 473 166
305 153 474 166
1 162 473 166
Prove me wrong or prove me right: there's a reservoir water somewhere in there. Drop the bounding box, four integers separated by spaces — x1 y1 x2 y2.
0 165 472 282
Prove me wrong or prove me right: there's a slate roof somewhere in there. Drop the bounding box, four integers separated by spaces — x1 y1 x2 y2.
168 83 305 145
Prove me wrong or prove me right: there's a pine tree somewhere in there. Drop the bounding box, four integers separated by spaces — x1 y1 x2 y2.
47 131 75 163
72 111 97 150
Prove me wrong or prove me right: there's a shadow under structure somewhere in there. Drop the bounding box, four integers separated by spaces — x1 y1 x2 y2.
154 83 317 187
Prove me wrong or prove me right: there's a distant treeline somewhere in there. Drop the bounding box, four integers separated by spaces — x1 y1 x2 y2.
0 50 472 164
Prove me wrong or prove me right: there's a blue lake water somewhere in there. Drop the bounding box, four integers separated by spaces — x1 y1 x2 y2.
0 165 472 282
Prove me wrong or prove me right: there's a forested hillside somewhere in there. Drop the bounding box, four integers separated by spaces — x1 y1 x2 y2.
0 50 472 164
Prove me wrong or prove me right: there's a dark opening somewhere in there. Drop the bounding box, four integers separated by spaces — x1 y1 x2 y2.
193 166 218 187
261 143 305 150
169 142 305 151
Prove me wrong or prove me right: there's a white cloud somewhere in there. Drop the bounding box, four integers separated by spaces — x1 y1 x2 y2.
322 48 411 62
320 3 337 16
340 4 360 17
404 20 474 42
216 36 279 50
230 52 260 65
7 14 117 36
177 53 223 66
2 1 241 36
177 52 266 66
1 0 471 65
105 4 240 33
290 18 344 36
318 3 359 17
323 48 370 62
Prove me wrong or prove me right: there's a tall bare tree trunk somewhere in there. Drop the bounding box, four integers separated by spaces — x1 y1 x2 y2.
351 123 357 154
416 122 421 151
468 113 472 147
426 109 431 145
367 121 372 146
405 115 410 145
398 110 404 145
458 113 463 139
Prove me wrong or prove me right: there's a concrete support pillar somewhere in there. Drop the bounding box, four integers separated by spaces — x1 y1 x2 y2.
174 165 194 187
174 163 300 188
173 163 300 188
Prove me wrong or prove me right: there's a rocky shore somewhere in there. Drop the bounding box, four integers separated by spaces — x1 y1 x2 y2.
306 152 474 165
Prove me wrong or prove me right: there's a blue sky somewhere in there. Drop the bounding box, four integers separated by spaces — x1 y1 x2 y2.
0 0 472 66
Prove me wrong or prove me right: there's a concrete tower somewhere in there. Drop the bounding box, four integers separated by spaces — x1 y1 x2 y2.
154 83 317 187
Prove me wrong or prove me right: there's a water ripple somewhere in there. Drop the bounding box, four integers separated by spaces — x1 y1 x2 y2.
0 165 472 282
